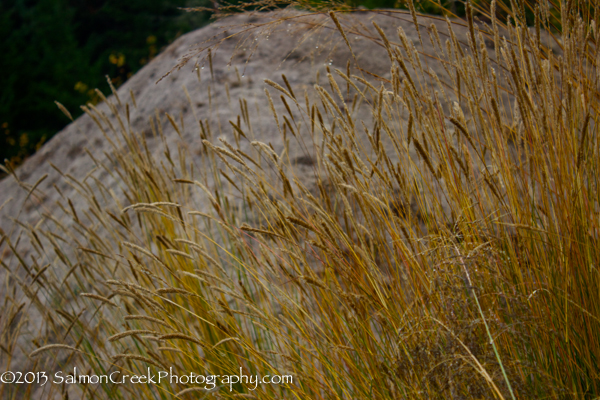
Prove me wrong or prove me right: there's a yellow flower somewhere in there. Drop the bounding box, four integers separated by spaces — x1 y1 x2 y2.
74 81 88 93
110 53 126 67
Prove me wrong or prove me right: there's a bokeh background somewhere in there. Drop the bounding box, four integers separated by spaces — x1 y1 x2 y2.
0 0 214 169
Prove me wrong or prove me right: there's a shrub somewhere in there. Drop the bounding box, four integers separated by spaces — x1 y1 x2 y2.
0 0 212 170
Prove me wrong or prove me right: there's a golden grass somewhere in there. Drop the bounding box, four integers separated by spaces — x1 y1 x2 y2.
2 0 600 398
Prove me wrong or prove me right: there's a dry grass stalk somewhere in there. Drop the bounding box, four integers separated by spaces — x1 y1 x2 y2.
3 1 600 399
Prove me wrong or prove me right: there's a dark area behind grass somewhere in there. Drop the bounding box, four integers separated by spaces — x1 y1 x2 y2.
0 0 213 169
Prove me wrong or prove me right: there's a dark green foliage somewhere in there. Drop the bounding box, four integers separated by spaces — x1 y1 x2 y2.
0 0 212 168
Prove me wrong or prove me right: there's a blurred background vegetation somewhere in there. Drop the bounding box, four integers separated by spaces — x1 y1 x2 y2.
0 0 471 171
0 0 213 169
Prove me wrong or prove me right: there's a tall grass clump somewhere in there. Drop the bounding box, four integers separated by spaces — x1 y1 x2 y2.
2 0 599 398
